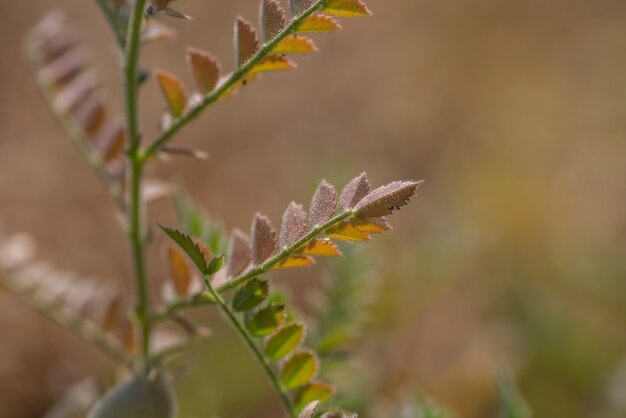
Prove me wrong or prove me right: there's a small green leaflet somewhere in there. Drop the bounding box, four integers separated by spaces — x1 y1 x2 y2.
207 254 224 275
281 351 318 389
265 322 304 360
232 279 269 312
245 303 286 336
295 382 335 412
160 225 208 274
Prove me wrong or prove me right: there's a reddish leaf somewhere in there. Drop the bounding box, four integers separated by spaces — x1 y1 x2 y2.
290 0 314 16
260 0 286 42
235 16 259 66
54 71 98 113
167 245 192 296
154 69 187 118
93 116 126 162
186 47 221 93
309 180 337 226
102 294 121 333
251 213 277 265
73 93 106 136
39 48 87 86
338 173 370 211
226 229 252 277
279 202 308 247
354 180 423 218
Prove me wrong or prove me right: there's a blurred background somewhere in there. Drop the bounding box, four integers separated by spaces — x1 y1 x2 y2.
1 0 626 417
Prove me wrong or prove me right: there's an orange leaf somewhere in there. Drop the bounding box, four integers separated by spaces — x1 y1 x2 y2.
325 221 371 242
186 47 221 93
154 69 187 118
297 14 342 32
323 0 372 17
168 245 192 296
251 55 297 74
273 35 318 54
273 255 315 269
102 295 121 333
350 217 391 234
299 239 341 256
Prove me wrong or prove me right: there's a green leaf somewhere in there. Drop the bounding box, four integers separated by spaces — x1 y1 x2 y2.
281 351 318 389
245 303 286 336
160 225 207 274
265 322 304 360
295 382 335 412
207 254 224 275
232 279 269 312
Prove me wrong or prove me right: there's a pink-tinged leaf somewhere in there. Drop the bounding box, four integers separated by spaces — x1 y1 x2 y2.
142 179 171 203
299 238 341 256
273 255 316 269
322 0 372 17
226 229 252 277
351 216 392 234
251 213 277 265
309 180 337 226
93 116 126 162
234 16 259 66
325 222 370 241
291 0 314 16
297 14 342 33
154 69 187 118
251 55 297 74
273 35 318 54
260 0 286 42
338 173 370 211
354 180 423 218
158 146 209 161
299 401 321 418
186 47 221 94
164 7 192 20
141 20 176 44
54 71 99 113
279 202 308 247
167 245 191 296
73 93 106 136
39 48 87 86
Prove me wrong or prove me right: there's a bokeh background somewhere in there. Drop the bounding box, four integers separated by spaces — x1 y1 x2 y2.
1 0 626 417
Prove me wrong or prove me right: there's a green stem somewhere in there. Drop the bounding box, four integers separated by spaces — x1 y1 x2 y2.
123 0 150 365
218 211 352 293
203 277 297 418
143 0 331 159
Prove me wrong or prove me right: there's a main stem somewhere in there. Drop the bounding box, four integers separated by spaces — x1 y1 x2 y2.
123 0 150 365
203 278 298 418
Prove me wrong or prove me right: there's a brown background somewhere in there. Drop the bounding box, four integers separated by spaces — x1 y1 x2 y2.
1 1 626 417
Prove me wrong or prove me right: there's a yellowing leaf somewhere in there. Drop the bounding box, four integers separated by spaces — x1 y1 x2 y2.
251 55 297 74
297 14 342 33
323 0 372 17
350 217 391 234
154 69 187 118
265 322 304 360
299 239 341 256
273 255 315 269
167 245 191 296
245 303 286 336
260 0 286 42
102 294 121 333
273 35 318 54
186 47 221 93
325 222 370 242
235 16 259 66
281 351 318 389
295 382 336 411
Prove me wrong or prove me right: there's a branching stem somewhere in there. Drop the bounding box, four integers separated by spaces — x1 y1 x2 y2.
203 277 297 418
144 0 332 159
